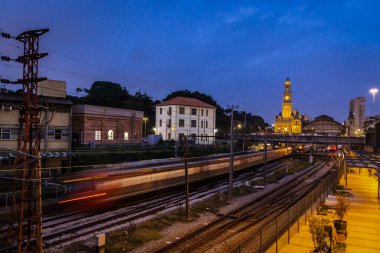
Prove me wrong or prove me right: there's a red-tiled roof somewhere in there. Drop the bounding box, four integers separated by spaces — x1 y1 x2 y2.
157 96 216 108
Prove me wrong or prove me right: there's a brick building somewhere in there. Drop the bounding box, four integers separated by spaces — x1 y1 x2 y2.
72 104 144 146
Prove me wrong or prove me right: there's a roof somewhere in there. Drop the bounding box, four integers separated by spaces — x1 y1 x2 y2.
0 93 72 105
157 96 216 109
304 114 344 127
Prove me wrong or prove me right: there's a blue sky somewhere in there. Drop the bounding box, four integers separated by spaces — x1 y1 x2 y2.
1 0 380 123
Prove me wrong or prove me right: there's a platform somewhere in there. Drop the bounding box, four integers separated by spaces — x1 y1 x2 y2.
279 171 380 253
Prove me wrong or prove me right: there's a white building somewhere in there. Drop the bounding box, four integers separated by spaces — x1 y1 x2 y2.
349 96 365 132
155 96 216 144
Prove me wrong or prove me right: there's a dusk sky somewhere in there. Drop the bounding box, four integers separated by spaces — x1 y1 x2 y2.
1 0 380 124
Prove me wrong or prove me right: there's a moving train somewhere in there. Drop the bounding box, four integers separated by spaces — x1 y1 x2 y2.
58 148 291 204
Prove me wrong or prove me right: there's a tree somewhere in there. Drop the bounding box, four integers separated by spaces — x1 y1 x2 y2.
84 81 125 108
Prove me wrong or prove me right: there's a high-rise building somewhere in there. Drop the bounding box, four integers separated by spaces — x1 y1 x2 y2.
349 96 365 131
274 78 307 134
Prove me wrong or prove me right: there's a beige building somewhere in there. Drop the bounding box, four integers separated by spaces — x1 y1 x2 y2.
349 96 365 135
0 80 72 173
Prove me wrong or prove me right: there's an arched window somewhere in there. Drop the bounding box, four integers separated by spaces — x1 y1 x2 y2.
108 130 114 140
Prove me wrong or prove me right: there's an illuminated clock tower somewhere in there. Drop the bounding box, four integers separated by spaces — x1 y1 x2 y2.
282 78 292 118
274 78 304 134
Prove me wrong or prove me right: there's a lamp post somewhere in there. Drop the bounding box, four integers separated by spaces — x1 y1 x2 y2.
370 88 378 119
143 117 148 137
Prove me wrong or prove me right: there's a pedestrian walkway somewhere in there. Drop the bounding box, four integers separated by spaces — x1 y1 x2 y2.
279 171 380 253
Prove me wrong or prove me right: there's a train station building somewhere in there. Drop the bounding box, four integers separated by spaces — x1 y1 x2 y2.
274 78 308 134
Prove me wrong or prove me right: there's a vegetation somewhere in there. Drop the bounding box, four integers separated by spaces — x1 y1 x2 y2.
308 216 329 252
334 196 350 222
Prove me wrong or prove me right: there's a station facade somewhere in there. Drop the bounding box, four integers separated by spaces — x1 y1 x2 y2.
274 78 308 134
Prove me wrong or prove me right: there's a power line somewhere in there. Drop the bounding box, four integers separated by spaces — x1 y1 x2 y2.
40 46 171 92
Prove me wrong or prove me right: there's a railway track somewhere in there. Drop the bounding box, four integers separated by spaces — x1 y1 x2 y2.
0 158 296 251
153 158 332 253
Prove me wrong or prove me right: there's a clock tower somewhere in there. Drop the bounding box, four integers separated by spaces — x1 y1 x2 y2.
282 78 292 118
274 78 305 134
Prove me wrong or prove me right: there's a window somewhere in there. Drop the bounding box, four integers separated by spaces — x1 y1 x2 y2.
206 121 208 128
159 119 162 127
201 134 203 141
95 131 101 140
191 108 197 115
168 133 171 139
179 119 185 127
160 108 162 115
48 129 64 140
124 132 129 140
54 130 62 140
108 130 114 140
206 110 208 116
179 107 185 114
0 128 11 140
168 107 172 115
201 109 204 116
167 119 171 128
201 121 203 128
191 120 196 128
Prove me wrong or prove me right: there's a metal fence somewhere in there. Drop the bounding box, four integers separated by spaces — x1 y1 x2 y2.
229 167 340 253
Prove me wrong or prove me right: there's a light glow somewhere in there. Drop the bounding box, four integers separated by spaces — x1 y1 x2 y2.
58 192 107 204
370 88 378 95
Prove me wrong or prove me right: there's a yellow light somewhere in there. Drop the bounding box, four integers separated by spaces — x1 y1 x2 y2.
63 176 104 183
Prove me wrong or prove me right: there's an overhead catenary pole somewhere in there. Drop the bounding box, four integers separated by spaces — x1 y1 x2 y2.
228 105 237 199
184 136 190 220
3 28 49 253
264 138 268 184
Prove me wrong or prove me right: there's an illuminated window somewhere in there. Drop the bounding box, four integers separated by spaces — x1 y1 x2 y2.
95 131 101 140
108 130 114 140
124 132 129 140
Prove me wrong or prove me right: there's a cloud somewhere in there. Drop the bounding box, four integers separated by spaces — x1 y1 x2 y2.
223 6 257 24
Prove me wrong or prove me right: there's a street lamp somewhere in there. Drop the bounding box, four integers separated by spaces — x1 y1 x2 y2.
143 117 148 137
370 88 378 119
153 128 157 135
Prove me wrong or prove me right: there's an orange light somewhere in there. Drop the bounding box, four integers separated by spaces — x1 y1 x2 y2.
58 193 107 204
63 176 104 183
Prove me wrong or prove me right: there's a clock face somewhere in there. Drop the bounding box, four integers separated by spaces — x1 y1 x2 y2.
284 95 290 101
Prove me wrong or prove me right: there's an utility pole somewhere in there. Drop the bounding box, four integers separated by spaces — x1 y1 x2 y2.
184 136 190 220
3 28 49 253
228 105 238 199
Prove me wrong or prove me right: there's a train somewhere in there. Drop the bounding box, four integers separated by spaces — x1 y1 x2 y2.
58 148 291 204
